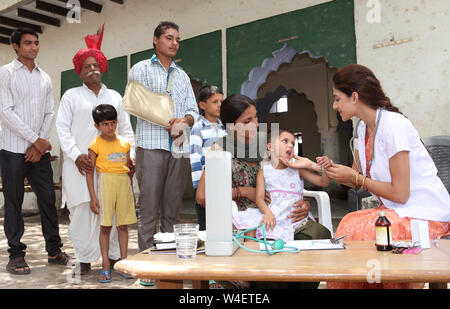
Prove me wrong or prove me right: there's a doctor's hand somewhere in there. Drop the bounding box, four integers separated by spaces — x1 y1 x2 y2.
324 163 356 184
316 156 333 169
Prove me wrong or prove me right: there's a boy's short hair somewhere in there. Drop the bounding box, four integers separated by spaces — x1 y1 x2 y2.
198 85 223 116
92 104 117 124
198 85 223 103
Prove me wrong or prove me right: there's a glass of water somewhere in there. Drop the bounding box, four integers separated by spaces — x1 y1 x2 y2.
173 223 199 259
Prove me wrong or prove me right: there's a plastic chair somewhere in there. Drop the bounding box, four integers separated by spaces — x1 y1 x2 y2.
424 135 450 241
423 135 450 193
304 190 333 236
347 188 372 211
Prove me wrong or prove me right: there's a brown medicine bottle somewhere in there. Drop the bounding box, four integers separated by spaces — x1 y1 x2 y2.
375 210 392 251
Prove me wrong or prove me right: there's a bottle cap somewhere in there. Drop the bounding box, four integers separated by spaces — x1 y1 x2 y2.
378 210 386 217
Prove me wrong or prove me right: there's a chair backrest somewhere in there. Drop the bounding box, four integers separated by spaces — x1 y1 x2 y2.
424 135 450 193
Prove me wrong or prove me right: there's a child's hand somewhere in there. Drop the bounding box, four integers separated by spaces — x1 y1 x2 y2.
316 156 333 170
90 199 99 215
280 155 313 170
127 157 135 174
260 210 276 232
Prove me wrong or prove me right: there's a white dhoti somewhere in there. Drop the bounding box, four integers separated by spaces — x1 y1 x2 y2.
68 202 120 263
56 83 135 264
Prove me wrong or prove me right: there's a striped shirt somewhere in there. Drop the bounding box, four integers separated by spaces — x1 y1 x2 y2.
189 116 227 188
0 59 54 154
129 54 199 152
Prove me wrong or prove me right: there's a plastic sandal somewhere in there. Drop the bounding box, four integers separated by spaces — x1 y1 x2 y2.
120 273 133 279
139 279 155 286
99 269 112 283
209 280 224 289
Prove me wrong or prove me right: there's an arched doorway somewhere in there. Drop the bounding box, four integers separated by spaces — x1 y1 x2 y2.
241 44 353 197
260 89 321 191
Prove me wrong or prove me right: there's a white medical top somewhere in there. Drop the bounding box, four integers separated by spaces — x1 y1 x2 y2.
356 109 450 222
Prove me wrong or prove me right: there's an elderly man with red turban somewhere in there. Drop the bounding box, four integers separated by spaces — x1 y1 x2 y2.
56 25 135 277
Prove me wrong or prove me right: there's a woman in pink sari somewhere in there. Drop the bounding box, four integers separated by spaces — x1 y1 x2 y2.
322 64 450 289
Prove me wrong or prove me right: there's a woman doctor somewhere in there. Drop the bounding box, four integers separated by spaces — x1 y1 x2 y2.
322 64 450 289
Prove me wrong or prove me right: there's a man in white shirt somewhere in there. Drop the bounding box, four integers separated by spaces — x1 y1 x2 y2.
0 28 74 275
56 27 135 275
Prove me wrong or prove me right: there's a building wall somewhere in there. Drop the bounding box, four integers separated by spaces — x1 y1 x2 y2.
354 0 450 138
1 0 449 209
0 0 331 209
0 0 23 12
0 0 331 167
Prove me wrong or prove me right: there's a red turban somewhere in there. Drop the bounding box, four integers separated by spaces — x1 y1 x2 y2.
72 24 108 75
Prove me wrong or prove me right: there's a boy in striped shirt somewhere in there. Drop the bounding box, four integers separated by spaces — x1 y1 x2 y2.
189 85 227 230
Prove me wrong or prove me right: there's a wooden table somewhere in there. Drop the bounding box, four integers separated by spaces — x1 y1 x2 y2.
114 240 450 289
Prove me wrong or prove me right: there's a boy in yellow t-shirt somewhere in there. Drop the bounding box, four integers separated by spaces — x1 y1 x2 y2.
86 104 136 283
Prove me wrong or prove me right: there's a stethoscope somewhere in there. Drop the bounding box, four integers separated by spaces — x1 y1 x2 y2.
232 223 300 255
349 108 384 174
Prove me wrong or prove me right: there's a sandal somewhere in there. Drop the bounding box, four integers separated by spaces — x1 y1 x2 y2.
6 256 31 275
48 251 76 266
139 278 155 286
209 280 224 289
99 269 112 283
120 273 133 279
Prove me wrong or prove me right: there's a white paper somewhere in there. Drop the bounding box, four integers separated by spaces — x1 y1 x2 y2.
259 239 345 251
153 230 206 242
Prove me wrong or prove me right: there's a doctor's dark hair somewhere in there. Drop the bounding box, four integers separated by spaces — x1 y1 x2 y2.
92 104 117 124
153 21 179 48
333 64 403 115
220 94 256 125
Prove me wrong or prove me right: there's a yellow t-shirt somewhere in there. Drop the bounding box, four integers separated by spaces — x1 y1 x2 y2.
89 135 131 174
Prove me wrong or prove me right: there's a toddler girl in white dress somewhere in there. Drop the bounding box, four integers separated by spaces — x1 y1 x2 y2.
232 129 331 241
